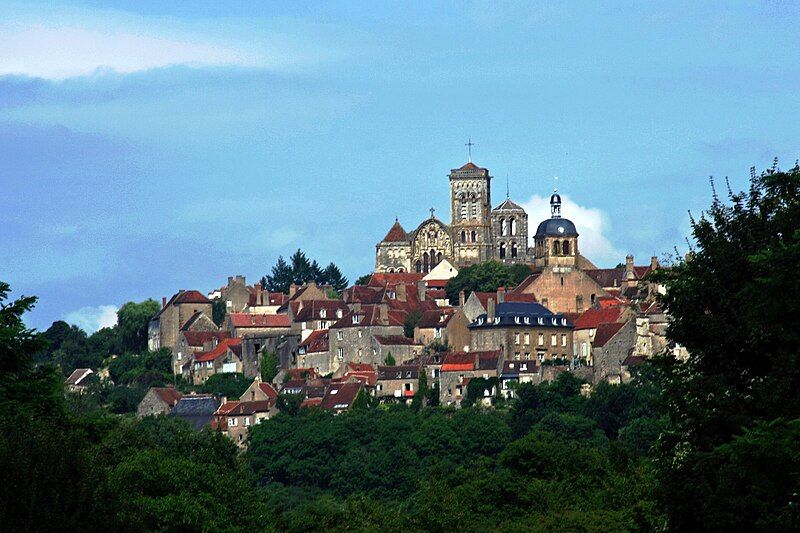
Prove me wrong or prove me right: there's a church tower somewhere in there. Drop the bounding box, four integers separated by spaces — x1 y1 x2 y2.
450 160 493 267
533 191 579 268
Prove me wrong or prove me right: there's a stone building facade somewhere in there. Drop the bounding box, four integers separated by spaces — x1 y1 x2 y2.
148 290 214 351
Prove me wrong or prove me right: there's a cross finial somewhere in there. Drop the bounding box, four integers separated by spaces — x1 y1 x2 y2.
506 174 510 200
465 138 475 162
553 175 559 193
429 207 435 218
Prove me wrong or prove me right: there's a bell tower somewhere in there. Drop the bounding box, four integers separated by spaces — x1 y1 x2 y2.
450 154 493 267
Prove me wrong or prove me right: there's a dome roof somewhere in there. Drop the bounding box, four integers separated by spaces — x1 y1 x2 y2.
550 192 561 204
535 217 578 238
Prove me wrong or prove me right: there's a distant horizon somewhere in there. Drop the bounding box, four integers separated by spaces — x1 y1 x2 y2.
3 1 798 332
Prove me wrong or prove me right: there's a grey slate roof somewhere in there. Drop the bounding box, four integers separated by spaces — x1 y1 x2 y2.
170 395 220 430
534 217 578 238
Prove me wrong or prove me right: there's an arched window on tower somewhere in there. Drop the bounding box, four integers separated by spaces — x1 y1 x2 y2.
461 230 466 243
415 260 421 273
460 203 467 220
511 242 518 258
423 253 429 273
430 249 437 268
437 251 443 265
562 240 570 255
500 218 507 236
471 230 477 242
510 218 517 236
553 240 561 255
499 242 506 259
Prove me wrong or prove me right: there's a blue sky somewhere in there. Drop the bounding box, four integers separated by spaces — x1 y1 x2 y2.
2 1 798 332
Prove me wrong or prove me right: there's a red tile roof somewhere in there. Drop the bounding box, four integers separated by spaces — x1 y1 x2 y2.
367 273 424 287
298 329 329 353
427 289 447 299
152 387 182 406
214 401 241 416
229 313 291 328
258 382 278 400
441 351 475 372
229 400 274 415
300 397 323 409
331 305 404 329
593 322 627 348
195 338 242 363
343 285 387 304
320 381 364 411
374 335 419 346
417 308 456 328
573 307 623 330
381 220 408 242
294 300 349 322
286 368 318 381
182 331 229 347
174 290 213 305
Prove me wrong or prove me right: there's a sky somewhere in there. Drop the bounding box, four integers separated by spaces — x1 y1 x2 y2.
2 1 798 332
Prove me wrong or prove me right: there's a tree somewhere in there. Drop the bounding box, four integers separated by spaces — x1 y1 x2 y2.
117 300 160 353
320 263 349 293
403 309 422 338
290 249 314 286
201 373 249 399
384 352 396 366
211 298 227 326
277 393 304 415
264 256 293 293
651 163 800 529
261 351 279 383
444 261 531 304
355 274 372 286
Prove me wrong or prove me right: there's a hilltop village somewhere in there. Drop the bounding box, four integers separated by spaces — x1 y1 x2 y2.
69 159 684 446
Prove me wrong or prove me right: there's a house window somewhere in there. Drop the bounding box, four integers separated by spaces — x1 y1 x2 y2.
320 309 327 318
538 333 544 346
563 240 570 255
337 348 344 359
230 417 237 426
177 352 182 360
514 352 520 360
514 333 520 345
511 218 517 236
581 342 588 357
511 242 518 258
561 334 567 347
206 361 213 368
244 417 251 427
461 230 466 243
551 334 557 347
524 352 530 360
336 309 343 319
435 327 442 339
337 331 344 341
358 330 362 338
499 242 506 259
471 230 477 242
524 333 530 345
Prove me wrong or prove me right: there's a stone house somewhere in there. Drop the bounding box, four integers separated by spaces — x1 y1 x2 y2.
591 320 637 384
224 400 277 447
414 307 471 351
136 387 182 418
191 338 243 385
148 290 214 351
438 350 502 407
240 333 300 378
469 301 574 363
225 313 291 338
173 330 229 376
461 287 538 323
290 300 349 340
371 335 423 365
499 360 540 399
218 275 251 314
571 306 632 366
376 365 419 403
297 329 332 375
240 376 278 403
328 305 405 374
65 368 93 393
279 281 334 314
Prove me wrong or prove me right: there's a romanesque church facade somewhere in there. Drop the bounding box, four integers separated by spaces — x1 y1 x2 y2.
375 161 531 273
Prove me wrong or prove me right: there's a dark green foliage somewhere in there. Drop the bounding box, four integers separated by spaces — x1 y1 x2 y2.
200 372 249 399
263 250 349 294
445 260 532 304
276 393 303 415
37 320 119 373
462 376 498 408
261 351 279 383
650 163 800 529
403 308 421 338
211 298 227 326
108 348 172 386
116 299 160 353
384 351 396 365
355 274 372 286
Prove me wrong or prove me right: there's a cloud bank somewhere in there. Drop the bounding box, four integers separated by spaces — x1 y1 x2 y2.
64 305 118 333
520 195 623 267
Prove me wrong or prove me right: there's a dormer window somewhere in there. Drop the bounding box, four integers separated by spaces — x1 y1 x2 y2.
494 317 501 324
477 317 484 325
353 315 362 325
538 318 544 325
524 317 530 324
320 309 327 318
336 309 343 319
514 316 520 324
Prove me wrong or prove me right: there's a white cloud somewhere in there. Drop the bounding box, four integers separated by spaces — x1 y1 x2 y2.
520 194 624 267
64 305 118 333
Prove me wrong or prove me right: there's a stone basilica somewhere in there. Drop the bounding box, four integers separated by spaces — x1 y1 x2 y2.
375 160 586 273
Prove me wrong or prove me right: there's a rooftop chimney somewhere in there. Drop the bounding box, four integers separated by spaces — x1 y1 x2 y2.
487 298 496 322
625 254 635 279
650 255 659 271
228 276 233 285
497 286 506 304
459 290 466 307
417 280 426 301
396 283 407 302
379 304 388 323
289 283 298 297
162 296 167 308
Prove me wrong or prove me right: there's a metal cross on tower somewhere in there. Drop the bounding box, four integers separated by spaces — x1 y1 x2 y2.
429 207 436 218
465 138 475 162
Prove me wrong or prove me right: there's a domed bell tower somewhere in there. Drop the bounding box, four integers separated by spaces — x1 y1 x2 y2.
533 190 579 268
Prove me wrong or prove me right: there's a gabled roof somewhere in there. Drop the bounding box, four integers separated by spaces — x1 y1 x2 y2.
214 401 240 416
320 381 364 411
509 273 541 295
228 400 274 415
229 313 291 328
593 321 628 348
501 360 538 376
298 329 329 353
194 338 242 363
331 305 404 329
377 365 420 380
180 311 214 331
171 395 220 429
65 368 93 386
367 273 424 287
381 220 409 243
573 306 623 330
470 302 571 329
285 368 318 381
182 331 229 348
173 290 213 305
258 382 278 400
294 300 349 322
622 355 646 367
151 387 182 407
440 350 502 372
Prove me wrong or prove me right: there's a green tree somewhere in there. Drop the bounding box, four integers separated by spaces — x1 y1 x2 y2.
384 352 396 366
651 163 800 529
211 298 227 326
117 299 160 353
201 372 249 399
261 351 279 383
444 261 531 305
290 249 314 286
277 393 304 415
403 309 422 338
263 255 293 293
320 262 349 292
355 274 372 286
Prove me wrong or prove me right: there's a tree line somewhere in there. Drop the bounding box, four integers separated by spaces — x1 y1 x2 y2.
261 249 349 294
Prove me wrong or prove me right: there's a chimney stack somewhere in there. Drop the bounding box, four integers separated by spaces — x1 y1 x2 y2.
487 298 496 321
417 280 426 301
459 290 466 307
162 296 167 308
650 255 659 271
497 286 506 303
396 283 407 302
379 304 388 323
289 283 298 297
625 254 635 278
